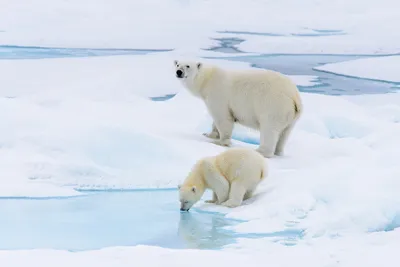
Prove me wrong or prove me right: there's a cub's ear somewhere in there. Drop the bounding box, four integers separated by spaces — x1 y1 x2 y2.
197 62 202 69
174 60 179 66
191 186 196 193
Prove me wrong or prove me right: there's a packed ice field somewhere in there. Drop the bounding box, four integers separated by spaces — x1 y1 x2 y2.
1 0 400 266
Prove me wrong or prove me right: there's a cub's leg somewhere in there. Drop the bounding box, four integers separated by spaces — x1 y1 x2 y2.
205 192 218 203
202 160 230 204
221 181 247 208
243 189 255 201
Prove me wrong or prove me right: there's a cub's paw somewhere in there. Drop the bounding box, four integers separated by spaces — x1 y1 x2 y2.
220 200 240 208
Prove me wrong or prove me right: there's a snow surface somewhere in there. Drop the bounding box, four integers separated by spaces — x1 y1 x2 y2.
2 0 400 266
0 0 400 55
0 54 323 196
2 51 400 266
1 230 400 267
314 55 400 83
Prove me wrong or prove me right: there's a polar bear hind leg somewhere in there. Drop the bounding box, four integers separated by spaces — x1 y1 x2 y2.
221 181 247 208
243 189 255 201
256 122 281 158
274 123 294 156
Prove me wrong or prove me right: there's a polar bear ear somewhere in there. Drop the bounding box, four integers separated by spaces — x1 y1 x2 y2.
177 184 181 189
174 60 179 66
197 62 202 69
191 186 196 193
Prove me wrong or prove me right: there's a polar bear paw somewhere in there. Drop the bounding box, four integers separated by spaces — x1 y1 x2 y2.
274 149 284 156
205 199 217 204
211 139 231 147
220 200 240 208
203 132 219 139
256 147 274 158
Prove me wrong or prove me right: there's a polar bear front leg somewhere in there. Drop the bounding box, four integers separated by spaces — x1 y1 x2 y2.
205 102 234 147
205 192 218 203
201 160 230 204
211 118 234 147
203 122 220 140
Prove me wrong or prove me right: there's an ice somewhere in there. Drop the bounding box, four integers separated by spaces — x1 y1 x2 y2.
2 229 400 267
1 50 400 266
0 0 399 55
2 0 400 265
0 53 334 195
314 55 400 83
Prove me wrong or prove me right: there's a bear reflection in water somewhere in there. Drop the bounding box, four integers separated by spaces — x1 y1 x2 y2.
177 210 239 249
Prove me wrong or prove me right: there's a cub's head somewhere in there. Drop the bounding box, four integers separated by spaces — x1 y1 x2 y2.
174 60 202 81
178 184 202 212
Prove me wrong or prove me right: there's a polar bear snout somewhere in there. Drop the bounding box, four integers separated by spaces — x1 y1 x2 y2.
180 201 192 212
176 69 184 78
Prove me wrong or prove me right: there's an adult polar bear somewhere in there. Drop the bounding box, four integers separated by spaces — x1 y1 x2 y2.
174 60 303 158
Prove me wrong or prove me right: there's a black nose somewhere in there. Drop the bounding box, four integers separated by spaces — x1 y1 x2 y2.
180 208 189 212
176 70 183 78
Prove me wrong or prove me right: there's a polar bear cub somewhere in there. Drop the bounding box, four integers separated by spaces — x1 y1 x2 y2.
178 147 268 211
174 60 303 158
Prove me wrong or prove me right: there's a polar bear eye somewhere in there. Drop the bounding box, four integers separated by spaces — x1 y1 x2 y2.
186 65 190 68
184 201 189 204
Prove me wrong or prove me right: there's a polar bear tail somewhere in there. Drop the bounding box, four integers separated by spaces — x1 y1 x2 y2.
293 91 303 121
294 100 302 119
260 162 268 181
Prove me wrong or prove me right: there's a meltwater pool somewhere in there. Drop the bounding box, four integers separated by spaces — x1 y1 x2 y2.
0 190 242 251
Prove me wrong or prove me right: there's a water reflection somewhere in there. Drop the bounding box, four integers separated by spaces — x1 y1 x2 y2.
177 210 239 250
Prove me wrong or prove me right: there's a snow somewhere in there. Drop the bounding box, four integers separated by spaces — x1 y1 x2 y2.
0 54 325 195
314 55 400 83
2 0 400 266
0 0 399 55
1 229 400 267
2 51 400 265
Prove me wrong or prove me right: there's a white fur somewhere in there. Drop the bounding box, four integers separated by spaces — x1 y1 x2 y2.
178 147 268 210
174 60 303 158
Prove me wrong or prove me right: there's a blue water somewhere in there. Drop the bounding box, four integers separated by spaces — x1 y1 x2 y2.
0 190 241 251
210 54 399 95
150 94 176 101
0 45 171 60
204 35 399 95
0 190 304 251
217 28 346 37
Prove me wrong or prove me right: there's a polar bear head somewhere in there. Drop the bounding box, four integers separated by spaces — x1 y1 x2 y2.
174 60 202 81
178 184 202 212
